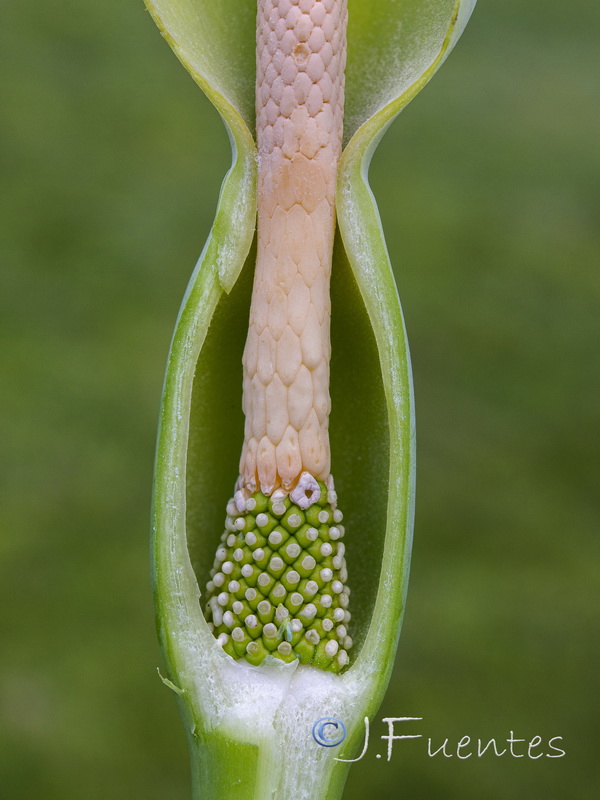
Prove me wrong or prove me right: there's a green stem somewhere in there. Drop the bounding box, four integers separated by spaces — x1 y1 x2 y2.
188 731 260 799
186 725 352 800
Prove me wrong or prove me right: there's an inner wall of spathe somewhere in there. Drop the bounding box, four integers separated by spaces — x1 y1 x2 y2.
185 235 390 655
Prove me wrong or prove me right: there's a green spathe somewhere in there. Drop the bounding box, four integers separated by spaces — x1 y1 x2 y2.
147 1 476 798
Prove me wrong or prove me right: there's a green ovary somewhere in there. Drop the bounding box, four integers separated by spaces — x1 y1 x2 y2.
203 483 352 672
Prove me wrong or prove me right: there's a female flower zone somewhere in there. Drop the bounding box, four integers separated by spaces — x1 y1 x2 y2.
147 1 476 798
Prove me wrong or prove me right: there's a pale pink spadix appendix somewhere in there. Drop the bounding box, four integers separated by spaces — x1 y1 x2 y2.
203 0 352 672
240 0 347 498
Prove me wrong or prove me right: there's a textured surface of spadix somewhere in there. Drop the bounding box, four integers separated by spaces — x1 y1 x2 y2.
203 489 351 671
241 0 348 491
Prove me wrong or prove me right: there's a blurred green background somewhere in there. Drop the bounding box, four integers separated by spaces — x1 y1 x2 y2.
1 1 598 797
